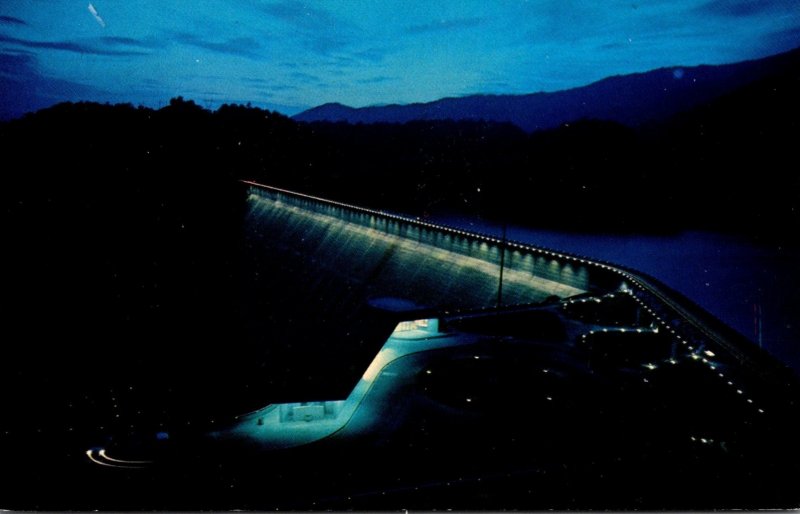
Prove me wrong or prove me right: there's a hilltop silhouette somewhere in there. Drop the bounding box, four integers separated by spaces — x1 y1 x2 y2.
294 46 800 133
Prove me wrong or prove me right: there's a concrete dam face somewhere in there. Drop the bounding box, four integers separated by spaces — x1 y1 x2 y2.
241 184 608 402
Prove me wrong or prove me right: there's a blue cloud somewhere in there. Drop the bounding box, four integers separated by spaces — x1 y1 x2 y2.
260 1 337 29
290 71 322 83
173 32 265 60
0 15 27 26
0 51 105 119
260 1 360 56
0 33 149 56
352 47 388 63
100 36 162 49
405 17 482 35
357 75 394 84
241 77 270 85
764 24 800 46
696 0 794 17
266 84 298 92
307 33 352 54
0 50 31 73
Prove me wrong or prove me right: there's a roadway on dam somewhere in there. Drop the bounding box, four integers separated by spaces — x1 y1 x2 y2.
240 181 593 402
241 180 794 400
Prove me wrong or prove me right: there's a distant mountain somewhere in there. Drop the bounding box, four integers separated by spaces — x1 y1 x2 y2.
294 47 800 132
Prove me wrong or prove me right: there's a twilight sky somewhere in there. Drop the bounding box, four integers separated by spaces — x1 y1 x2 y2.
1 0 798 119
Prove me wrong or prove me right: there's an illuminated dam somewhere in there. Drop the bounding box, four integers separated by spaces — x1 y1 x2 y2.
239 180 638 402
237 180 794 410
243 182 631 307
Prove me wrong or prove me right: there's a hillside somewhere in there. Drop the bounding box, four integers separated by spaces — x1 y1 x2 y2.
294 47 800 132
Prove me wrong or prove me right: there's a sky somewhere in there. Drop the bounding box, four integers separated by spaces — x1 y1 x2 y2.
1 0 799 119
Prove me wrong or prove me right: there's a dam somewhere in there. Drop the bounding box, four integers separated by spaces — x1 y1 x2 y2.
240 180 794 401
239 181 633 402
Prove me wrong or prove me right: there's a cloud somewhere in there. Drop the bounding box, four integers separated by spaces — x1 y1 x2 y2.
138 77 166 90
266 84 298 92
307 33 352 54
599 41 629 51
762 24 800 47
356 75 394 84
0 15 27 26
473 77 513 93
0 50 31 74
696 0 795 17
241 77 270 85
405 17 482 35
260 1 360 56
99 36 162 49
352 47 387 63
0 51 106 119
290 70 321 82
0 33 149 56
173 32 265 60
240 77 294 90
260 1 337 29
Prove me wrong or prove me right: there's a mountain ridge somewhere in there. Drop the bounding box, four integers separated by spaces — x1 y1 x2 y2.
294 46 800 132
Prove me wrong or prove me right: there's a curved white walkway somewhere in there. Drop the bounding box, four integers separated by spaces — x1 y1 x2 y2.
213 325 478 450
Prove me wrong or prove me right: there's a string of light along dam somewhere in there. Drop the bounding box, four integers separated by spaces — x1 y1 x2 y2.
240 179 757 370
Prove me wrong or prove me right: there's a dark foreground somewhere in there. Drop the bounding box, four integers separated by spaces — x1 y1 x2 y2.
1 95 799 509
3 287 799 510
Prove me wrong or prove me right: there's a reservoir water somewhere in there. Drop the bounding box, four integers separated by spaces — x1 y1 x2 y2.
434 215 800 375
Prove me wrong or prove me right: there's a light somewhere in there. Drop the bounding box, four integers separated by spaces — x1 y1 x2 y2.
704 350 715 357
644 363 657 370
86 448 150 469
362 347 400 382
99 449 152 464
86 449 115 468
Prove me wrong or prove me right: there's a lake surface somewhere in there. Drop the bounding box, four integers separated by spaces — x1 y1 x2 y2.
433 215 800 375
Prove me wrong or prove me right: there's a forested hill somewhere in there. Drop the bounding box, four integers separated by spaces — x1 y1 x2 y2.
294 46 800 133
